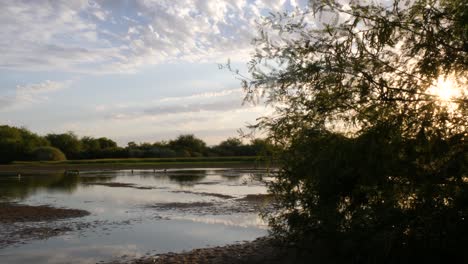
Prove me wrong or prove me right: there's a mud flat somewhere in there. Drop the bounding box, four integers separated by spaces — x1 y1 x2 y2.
84 182 165 190
107 237 306 264
0 202 90 249
0 203 89 223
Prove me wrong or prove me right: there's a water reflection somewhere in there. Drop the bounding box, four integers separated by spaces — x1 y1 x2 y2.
0 174 81 201
167 174 207 186
0 168 271 264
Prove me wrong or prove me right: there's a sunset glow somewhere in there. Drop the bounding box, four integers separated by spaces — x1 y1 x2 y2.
429 76 462 102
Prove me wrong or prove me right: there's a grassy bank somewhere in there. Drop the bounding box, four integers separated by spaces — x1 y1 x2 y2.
0 156 273 174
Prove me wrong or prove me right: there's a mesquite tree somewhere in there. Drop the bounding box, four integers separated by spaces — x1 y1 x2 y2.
240 0 467 262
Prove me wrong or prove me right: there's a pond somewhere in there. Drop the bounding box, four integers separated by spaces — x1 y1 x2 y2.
0 168 272 264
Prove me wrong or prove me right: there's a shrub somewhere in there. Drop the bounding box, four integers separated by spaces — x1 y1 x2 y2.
32 147 67 161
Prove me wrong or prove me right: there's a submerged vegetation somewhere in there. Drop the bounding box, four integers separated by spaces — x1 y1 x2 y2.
233 0 467 262
0 125 275 164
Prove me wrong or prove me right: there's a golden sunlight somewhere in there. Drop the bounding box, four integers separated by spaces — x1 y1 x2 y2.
429 76 461 102
427 75 467 112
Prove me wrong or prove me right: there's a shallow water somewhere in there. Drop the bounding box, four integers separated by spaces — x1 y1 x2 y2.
0 168 271 264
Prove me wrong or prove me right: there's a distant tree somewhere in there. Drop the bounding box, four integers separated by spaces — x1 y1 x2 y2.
168 134 207 157
46 132 82 159
0 125 268 162
127 141 137 149
237 0 467 262
32 146 66 161
80 136 101 158
249 138 275 156
213 137 244 156
81 136 120 159
97 137 117 149
99 147 127 159
0 125 49 163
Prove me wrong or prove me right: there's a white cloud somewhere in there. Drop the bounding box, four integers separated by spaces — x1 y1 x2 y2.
59 104 270 145
0 0 307 74
64 87 270 144
0 80 72 110
96 88 250 120
16 80 71 95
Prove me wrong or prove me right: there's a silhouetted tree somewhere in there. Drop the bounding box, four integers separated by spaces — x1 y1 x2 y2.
238 0 467 262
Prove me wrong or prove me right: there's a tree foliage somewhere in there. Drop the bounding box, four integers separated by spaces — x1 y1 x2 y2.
46 132 82 160
0 126 271 163
240 0 467 262
32 146 67 161
80 136 120 159
168 134 208 157
0 125 49 163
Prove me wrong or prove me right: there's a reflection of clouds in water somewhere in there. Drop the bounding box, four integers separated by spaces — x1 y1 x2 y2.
92 207 107 214
192 184 268 198
4 168 271 263
2 244 142 264
170 215 268 230
70 172 269 208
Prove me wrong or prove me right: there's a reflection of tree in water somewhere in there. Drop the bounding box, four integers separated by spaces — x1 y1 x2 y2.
220 168 271 182
78 175 115 184
219 170 243 181
0 173 118 201
167 171 207 187
134 171 170 180
0 173 80 201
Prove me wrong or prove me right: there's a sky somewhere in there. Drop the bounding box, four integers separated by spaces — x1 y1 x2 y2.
0 0 308 146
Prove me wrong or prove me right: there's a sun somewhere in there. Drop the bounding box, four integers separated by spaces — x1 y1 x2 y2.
430 76 460 102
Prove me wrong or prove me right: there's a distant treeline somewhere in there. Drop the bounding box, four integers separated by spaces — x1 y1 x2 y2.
0 125 274 164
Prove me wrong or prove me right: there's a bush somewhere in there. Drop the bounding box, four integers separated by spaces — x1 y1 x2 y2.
239 0 467 262
32 147 67 161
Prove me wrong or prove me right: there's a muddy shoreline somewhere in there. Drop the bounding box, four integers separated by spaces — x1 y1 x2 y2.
0 202 91 249
0 202 90 223
107 237 306 264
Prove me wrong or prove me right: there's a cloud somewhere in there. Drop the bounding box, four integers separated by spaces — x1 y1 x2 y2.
0 96 16 110
0 80 72 110
59 104 270 145
0 0 308 74
97 88 256 120
16 80 71 95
